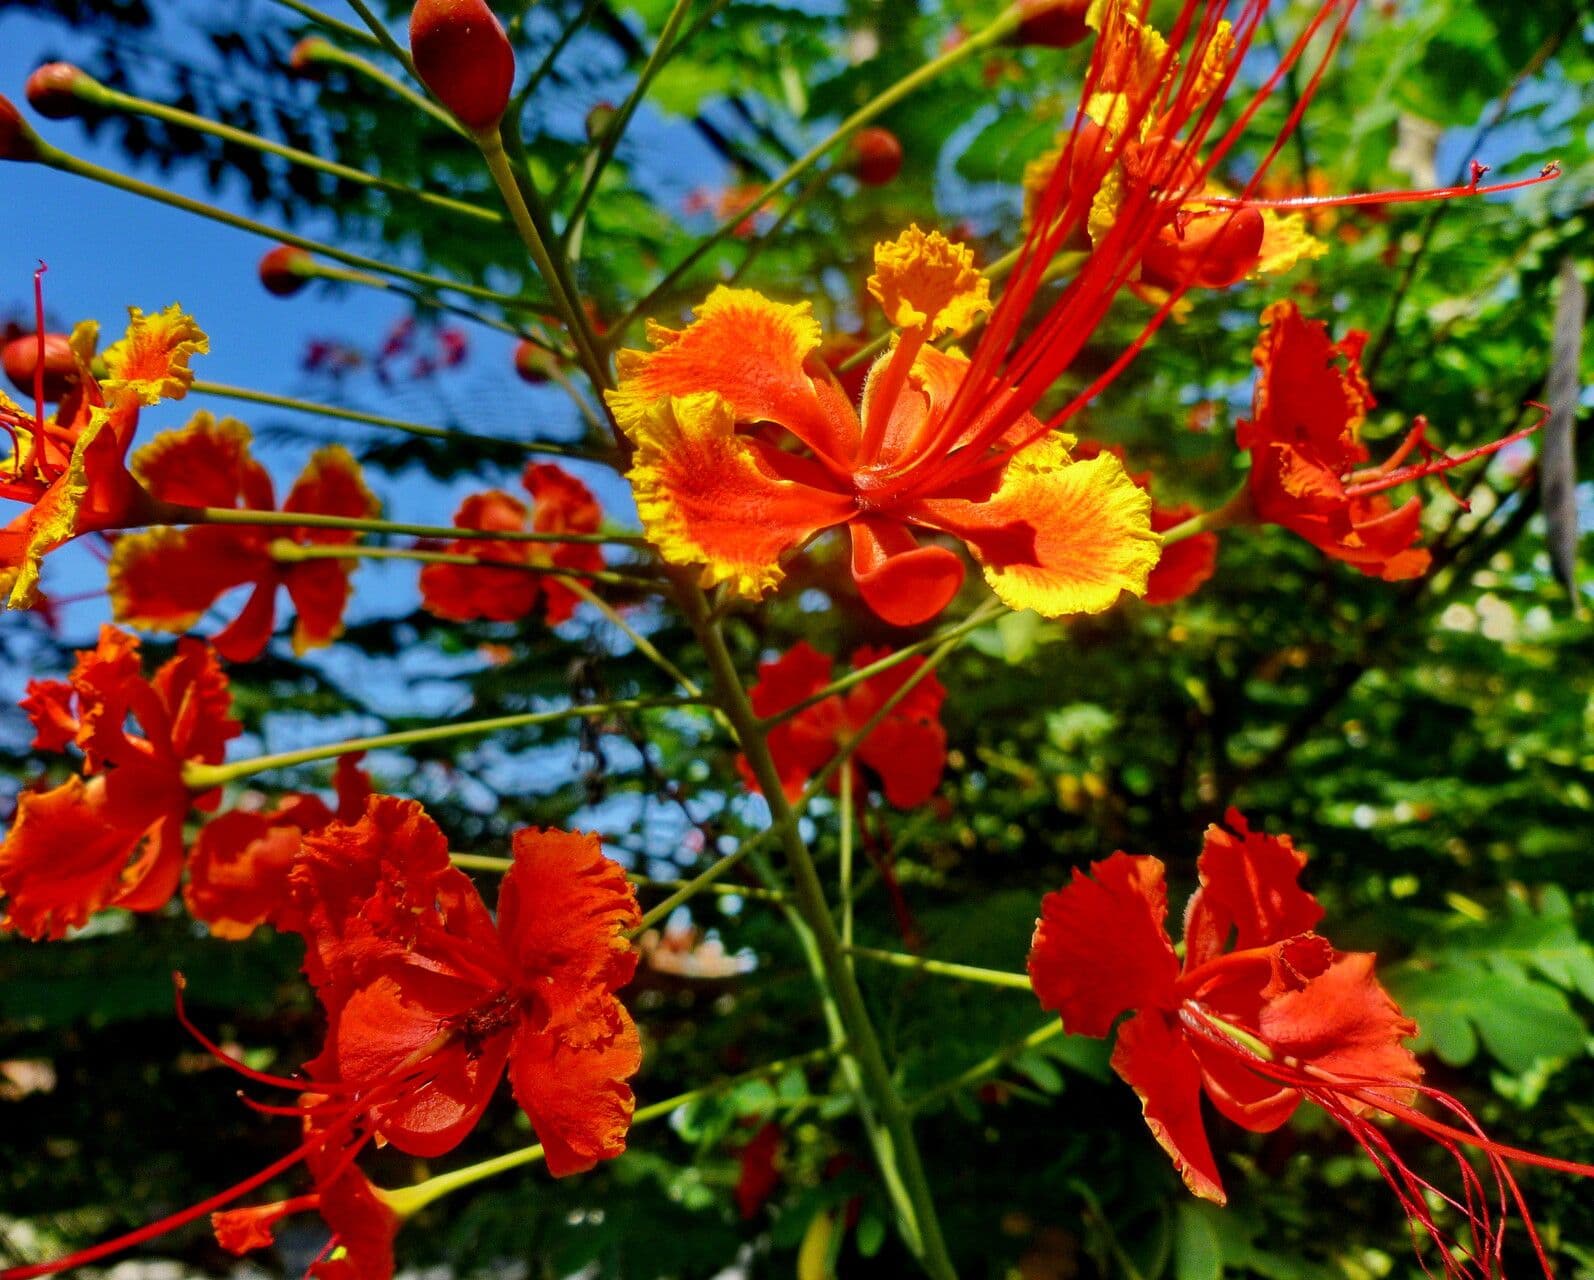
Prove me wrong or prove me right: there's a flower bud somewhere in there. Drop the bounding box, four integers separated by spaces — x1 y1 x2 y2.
0 97 41 163
289 36 333 76
1013 0 1091 49
258 245 316 297
408 0 515 131
25 62 89 120
2 333 78 402
850 127 903 187
513 338 556 384
584 101 617 144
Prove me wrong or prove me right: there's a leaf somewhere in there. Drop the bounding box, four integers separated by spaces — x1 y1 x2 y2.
1174 1200 1224 1280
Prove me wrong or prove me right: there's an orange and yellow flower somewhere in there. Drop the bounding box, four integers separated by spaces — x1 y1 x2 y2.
107 413 380 661
608 228 1159 627
0 305 207 607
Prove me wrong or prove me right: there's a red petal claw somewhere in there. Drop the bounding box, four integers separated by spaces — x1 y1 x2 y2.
1111 1010 1228 1204
849 518 965 627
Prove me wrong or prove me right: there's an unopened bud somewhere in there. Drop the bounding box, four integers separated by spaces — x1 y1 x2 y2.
513 338 556 384
409 0 516 132
258 245 316 297
2 333 77 402
849 127 903 187
25 63 90 120
0 97 41 163
289 36 333 75
1013 0 1092 49
585 101 618 144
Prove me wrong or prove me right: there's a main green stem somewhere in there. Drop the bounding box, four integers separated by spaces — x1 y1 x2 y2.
678 580 958 1280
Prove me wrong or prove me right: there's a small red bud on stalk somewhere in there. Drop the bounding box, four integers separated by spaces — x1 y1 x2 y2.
24 62 87 120
289 36 332 76
849 127 904 187
408 0 515 132
2 333 76 402
585 101 618 143
1013 0 1092 49
513 338 557 384
0 96 42 163
258 245 317 297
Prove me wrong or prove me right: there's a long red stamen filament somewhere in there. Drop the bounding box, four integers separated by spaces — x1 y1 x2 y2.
1204 162 1562 211
1343 410 1548 500
31 263 47 443
173 973 364 1095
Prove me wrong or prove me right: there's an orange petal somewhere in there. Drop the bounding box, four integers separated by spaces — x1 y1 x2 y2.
185 804 328 939
1029 851 1181 1038
849 516 966 627
284 444 380 545
914 439 1158 618
609 286 859 466
108 525 270 636
131 412 274 509
284 559 356 655
523 463 601 534
509 1001 641 1177
1144 501 1217 605
743 642 838 801
99 304 209 406
620 393 854 597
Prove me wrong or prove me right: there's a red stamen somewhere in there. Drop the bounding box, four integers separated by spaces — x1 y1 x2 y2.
173 973 363 1096
1343 408 1548 502
1202 161 1561 211
31 262 47 441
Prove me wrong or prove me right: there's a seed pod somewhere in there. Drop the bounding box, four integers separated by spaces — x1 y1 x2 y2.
1013 0 1092 49
258 246 316 297
409 0 515 131
850 127 904 187
25 63 86 120
0 97 41 163
3 333 78 402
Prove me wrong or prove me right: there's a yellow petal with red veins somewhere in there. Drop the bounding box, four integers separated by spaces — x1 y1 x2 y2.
622 392 854 598
868 226 991 338
915 439 1158 618
100 304 209 406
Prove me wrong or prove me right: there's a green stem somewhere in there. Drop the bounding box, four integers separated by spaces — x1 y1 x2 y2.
910 1020 1068 1114
267 540 660 591
680 580 957 1280
839 765 855 957
1158 481 1254 548
269 0 382 49
475 127 613 396
304 265 549 343
167 503 648 547
563 578 702 696
299 38 463 133
189 381 597 458
845 946 1033 991
33 142 527 308
181 695 699 789
447 853 786 902
613 4 1022 338
763 600 1002 729
382 1046 838 1215
723 166 831 291
342 0 417 75
74 75 500 226
630 835 768 933
564 0 697 238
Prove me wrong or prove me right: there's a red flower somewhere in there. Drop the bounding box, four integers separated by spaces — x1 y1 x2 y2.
418 462 604 625
742 642 947 808
108 413 380 660
734 1121 784 1219
1028 810 1594 1275
185 754 372 940
0 625 239 939
1 304 208 607
288 798 643 1174
213 1110 401 1280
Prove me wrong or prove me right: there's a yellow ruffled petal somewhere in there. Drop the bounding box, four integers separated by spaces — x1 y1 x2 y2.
915 439 1158 618
6 407 110 608
100 304 209 406
868 226 991 338
68 318 100 373
1253 209 1327 278
620 392 854 598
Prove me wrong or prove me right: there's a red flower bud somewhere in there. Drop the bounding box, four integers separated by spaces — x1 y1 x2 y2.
1013 0 1092 49
25 63 88 120
513 337 555 384
2 333 77 402
850 126 903 187
0 96 41 163
408 0 515 131
258 245 315 297
289 36 332 75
